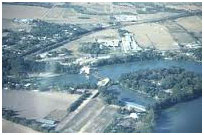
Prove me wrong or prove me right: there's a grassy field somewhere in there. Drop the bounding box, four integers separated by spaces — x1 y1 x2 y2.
82 105 118 133
2 90 79 119
2 4 110 25
57 97 118 133
176 16 202 33
61 98 105 132
2 4 48 19
2 119 39 133
124 23 179 50
163 21 197 44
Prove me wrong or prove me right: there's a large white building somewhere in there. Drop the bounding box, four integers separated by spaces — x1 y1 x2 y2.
121 33 142 53
96 39 120 47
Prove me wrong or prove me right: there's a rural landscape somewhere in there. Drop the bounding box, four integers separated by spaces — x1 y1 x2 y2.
2 2 202 133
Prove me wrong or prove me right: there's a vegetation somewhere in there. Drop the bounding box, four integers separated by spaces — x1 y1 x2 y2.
78 42 110 55
190 47 202 61
2 20 88 57
119 67 202 109
67 93 92 112
99 86 122 105
47 83 98 93
53 62 81 74
93 49 162 66
104 108 155 133
63 83 98 93
2 49 46 88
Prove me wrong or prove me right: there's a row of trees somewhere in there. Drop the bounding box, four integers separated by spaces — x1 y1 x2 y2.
67 93 91 112
93 49 162 67
31 20 87 38
53 62 81 74
99 86 122 105
48 83 98 93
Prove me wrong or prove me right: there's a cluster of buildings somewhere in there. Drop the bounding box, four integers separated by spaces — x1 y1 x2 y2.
121 33 142 53
13 18 34 24
113 15 140 22
37 118 58 130
96 32 142 53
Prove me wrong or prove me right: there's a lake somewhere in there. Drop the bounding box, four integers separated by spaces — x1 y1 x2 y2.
154 97 202 133
97 60 201 80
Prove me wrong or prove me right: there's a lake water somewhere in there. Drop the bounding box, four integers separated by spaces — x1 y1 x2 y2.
154 97 202 133
97 60 202 80
107 85 155 106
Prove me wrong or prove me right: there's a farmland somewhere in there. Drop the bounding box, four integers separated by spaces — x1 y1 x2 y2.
2 4 48 19
2 119 40 133
2 90 79 119
55 96 118 133
123 23 179 50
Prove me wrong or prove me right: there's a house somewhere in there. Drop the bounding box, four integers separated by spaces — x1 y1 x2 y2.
129 113 139 119
37 119 57 129
97 39 120 47
37 119 57 125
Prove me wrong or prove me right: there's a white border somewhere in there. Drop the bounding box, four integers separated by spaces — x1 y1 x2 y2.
0 0 203 134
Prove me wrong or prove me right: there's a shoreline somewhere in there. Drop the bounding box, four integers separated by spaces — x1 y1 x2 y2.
153 96 202 133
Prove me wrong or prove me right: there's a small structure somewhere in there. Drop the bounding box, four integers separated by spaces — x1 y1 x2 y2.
80 66 90 75
37 119 56 125
75 89 87 94
113 15 139 22
125 101 146 112
97 78 110 87
37 119 57 129
129 113 139 119
97 39 120 47
24 83 31 87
